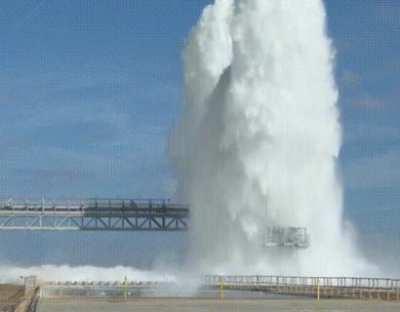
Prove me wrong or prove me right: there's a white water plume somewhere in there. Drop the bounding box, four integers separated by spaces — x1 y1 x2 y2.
0 265 205 296
0 265 176 283
172 0 372 276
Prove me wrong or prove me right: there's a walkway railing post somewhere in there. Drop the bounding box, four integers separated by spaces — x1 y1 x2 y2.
123 276 128 301
219 276 224 300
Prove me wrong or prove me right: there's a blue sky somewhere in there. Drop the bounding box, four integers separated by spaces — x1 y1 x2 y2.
325 1 400 233
0 0 399 267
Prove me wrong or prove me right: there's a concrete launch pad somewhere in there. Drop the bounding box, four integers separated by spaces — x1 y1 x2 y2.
37 297 400 312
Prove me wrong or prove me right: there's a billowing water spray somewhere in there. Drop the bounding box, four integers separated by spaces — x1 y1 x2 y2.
172 0 371 275
0 265 174 283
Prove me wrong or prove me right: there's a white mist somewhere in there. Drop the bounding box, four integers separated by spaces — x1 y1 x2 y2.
172 0 372 276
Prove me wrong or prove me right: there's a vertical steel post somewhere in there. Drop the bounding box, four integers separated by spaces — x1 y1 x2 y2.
40 197 44 229
219 276 224 300
123 276 128 301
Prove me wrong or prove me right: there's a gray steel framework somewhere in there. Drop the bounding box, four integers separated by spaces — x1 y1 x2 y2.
39 275 400 301
203 275 400 289
0 198 189 231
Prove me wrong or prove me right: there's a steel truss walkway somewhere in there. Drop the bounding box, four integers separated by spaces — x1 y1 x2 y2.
0 199 189 231
39 275 400 301
204 275 400 301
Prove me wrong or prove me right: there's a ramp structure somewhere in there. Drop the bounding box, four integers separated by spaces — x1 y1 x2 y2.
0 198 189 231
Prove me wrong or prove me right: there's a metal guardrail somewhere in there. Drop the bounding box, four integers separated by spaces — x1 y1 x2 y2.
204 275 400 300
41 275 400 290
203 275 400 289
0 198 189 231
40 281 168 299
36 275 400 300
45 281 162 287
0 198 187 211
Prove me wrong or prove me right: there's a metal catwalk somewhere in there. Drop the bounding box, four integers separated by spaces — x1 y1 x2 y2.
0 199 189 231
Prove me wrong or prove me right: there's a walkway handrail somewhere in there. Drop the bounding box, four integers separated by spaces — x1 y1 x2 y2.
0 198 188 212
203 275 400 289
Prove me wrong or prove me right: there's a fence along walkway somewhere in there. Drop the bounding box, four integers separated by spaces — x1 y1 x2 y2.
204 275 400 301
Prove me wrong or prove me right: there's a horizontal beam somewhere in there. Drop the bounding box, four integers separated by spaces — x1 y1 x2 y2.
0 198 189 231
204 275 400 288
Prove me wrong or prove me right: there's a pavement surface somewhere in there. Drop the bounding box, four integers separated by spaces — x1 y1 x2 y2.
0 284 24 312
38 298 400 312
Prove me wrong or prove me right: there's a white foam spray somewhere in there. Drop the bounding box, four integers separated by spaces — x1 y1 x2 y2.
172 0 373 276
0 265 176 283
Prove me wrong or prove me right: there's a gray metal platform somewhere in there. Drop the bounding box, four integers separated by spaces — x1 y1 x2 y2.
0 198 189 231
